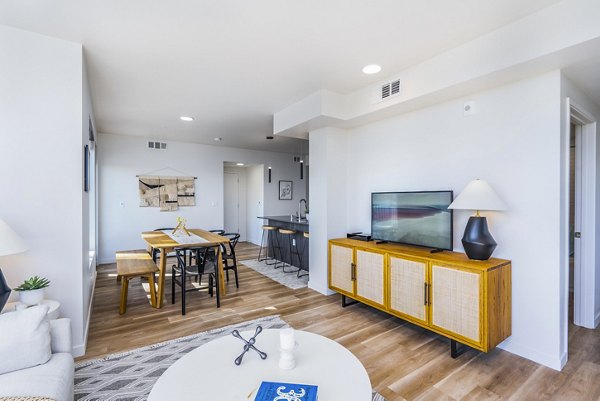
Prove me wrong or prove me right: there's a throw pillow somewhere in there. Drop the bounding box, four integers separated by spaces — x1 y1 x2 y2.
0 305 51 375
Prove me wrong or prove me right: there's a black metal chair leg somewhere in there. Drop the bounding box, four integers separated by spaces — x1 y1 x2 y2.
181 266 186 315
234 262 239 288
171 266 176 304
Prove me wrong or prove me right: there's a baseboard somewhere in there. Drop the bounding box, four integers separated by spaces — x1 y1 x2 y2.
308 280 335 296
498 339 565 371
72 343 86 358
80 268 97 357
97 257 115 265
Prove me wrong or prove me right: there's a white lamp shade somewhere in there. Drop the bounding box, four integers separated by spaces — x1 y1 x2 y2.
448 179 507 211
0 219 27 256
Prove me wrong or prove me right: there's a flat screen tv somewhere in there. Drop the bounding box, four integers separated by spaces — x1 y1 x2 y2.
371 190 453 250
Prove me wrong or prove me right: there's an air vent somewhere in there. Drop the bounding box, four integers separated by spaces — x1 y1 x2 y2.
148 141 167 150
375 78 401 103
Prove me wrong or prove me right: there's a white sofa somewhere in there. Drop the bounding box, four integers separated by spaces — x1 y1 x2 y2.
0 318 74 401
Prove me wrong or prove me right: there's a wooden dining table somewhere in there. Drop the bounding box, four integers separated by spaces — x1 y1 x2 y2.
141 229 230 308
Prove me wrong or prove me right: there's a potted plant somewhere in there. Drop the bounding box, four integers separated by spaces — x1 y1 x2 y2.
14 276 50 306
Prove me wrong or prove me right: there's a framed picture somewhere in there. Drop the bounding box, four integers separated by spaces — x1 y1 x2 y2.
84 144 90 192
279 180 293 200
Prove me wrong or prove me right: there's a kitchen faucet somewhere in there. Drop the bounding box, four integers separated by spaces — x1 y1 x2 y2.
298 199 307 221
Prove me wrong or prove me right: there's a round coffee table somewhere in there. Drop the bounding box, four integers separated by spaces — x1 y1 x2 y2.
148 329 372 401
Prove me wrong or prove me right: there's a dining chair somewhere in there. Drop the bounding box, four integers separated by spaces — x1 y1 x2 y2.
171 246 220 315
221 233 240 288
209 229 225 235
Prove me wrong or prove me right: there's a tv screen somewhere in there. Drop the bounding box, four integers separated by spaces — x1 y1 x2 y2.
371 191 453 250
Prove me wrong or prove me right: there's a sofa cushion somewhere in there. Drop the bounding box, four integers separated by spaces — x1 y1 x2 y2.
0 353 73 401
0 305 51 375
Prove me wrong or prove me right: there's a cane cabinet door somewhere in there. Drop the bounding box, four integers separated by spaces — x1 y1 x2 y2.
430 264 482 345
355 249 385 308
388 254 428 325
329 244 354 295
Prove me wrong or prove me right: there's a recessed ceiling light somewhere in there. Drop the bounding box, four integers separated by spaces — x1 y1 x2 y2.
266 136 274 140
214 137 223 141
180 116 194 122
236 163 245 166
362 64 381 75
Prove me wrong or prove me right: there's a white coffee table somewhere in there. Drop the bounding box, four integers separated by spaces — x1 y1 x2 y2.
148 329 372 401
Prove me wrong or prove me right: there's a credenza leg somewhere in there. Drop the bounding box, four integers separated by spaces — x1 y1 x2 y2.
341 295 359 308
450 339 469 358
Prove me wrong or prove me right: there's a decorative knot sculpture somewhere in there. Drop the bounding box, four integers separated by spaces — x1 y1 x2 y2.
232 326 267 365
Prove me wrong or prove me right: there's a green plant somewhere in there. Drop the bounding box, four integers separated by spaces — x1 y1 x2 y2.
14 276 50 291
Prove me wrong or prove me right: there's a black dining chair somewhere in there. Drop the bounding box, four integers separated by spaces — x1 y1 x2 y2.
171 246 220 315
209 229 226 235
221 233 240 288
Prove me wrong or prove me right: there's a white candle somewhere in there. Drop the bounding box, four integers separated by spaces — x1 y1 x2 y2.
280 328 295 350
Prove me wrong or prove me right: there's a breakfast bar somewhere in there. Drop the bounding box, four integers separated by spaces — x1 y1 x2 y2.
258 216 309 273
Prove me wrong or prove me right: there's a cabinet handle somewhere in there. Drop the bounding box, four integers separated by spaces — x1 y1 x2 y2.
351 263 356 281
424 283 428 305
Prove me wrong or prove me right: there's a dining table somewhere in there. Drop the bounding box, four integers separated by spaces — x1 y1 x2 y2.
141 229 230 308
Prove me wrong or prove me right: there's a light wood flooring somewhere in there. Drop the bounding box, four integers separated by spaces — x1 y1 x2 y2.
84 242 600 400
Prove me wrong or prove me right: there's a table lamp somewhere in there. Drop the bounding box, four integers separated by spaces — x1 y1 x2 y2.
448 179 507 260
0 219 28 311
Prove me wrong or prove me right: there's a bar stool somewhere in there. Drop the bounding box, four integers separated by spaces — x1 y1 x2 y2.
279 228 302 273
297 232 309 278
258 225 280 266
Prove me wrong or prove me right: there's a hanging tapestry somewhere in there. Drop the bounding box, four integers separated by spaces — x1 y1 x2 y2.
138 176 196 211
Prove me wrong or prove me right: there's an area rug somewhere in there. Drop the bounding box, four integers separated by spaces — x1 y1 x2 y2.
240 259 309 289
75 315 386 401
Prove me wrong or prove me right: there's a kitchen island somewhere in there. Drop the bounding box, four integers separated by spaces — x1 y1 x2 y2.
258 216 309 273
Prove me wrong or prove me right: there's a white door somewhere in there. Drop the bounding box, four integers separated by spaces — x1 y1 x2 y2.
224 172 239 234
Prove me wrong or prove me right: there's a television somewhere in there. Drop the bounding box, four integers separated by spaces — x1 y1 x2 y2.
371 190 453 250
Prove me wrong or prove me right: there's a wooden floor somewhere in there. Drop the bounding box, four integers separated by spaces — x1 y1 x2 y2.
84 242 600 400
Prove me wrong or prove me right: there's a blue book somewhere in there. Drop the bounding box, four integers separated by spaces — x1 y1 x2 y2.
254 381 318 401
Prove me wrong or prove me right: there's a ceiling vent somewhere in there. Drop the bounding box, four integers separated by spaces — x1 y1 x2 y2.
374 78 401 103
148 141 167 150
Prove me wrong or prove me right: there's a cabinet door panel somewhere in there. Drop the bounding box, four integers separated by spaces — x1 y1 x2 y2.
389 256 427 324
329 244 354 294
431 265 481 343
356 250 385 306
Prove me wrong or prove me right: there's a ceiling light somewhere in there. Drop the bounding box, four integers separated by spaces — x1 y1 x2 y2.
180 116 194 122
266 136 274 140
236 163 245 166
362 64 381 75
214 137 223 141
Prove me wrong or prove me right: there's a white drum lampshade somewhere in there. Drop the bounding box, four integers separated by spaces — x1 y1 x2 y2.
0 219 28 311
449 179 506 260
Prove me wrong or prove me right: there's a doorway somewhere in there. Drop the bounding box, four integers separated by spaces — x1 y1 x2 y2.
567 99 597 330
224 171 240 235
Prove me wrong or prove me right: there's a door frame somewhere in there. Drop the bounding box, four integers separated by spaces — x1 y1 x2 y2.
566 98 597 329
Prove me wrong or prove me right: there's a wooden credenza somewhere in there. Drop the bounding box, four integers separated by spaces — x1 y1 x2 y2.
328 238 511 353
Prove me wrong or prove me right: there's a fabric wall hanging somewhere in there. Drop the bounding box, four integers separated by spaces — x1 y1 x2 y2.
138 175 196 211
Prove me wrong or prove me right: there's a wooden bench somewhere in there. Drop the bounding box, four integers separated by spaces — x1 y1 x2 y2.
116 250 159 314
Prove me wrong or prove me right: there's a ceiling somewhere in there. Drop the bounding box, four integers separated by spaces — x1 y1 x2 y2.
0 0 569 153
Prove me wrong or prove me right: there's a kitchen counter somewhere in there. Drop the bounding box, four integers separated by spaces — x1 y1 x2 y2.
258 216 309 272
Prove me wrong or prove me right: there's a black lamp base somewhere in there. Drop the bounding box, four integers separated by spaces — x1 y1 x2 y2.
0 268 11 312
462 216 497 260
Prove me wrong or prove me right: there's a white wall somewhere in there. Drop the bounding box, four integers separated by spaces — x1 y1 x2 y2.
246 165 265 245
309 72 565 369
308 127 348 295
560 74 600 356
98 134 305 263
0 24 93 356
